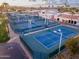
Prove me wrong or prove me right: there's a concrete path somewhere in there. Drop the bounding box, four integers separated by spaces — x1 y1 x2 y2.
7 24 32 59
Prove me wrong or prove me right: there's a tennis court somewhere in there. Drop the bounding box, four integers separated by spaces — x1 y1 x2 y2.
23 25 78 49
8 13 59 34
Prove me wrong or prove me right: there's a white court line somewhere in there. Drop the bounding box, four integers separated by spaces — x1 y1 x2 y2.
24 25 61 36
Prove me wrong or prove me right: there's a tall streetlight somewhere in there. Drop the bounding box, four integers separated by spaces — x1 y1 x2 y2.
28 16 32 28
44 12 48 26
53 29 63 54
16 14 20 22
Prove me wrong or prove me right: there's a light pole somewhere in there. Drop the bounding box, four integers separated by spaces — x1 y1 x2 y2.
44 13 48 26
53 29 63 54
28 19 32 28
17 14 19 22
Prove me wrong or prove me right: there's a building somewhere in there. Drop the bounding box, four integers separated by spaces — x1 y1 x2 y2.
54 13 79 25
38 9 58 20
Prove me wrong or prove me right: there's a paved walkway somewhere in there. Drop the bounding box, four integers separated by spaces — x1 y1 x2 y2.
7 24 32 59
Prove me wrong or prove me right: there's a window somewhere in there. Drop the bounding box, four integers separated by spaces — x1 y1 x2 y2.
57 18 59 21
71 20 73 24
74 21 77 24
68 20 71 23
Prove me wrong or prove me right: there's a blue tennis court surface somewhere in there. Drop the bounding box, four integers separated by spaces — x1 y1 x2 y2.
8 13 59 34
25 26 78 49
8 13 79 49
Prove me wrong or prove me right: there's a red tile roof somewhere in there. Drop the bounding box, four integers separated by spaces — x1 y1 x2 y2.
58 14 79 19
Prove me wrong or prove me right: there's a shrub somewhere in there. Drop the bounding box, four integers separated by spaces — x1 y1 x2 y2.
65 36 79 55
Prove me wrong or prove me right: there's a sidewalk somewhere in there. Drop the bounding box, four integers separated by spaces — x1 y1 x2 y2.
7 24 32 59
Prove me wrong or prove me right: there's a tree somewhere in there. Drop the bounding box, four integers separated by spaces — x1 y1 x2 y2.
0 14 9 43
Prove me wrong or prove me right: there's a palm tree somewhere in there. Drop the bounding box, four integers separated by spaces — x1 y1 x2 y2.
1 3 9 8
0 3 9 12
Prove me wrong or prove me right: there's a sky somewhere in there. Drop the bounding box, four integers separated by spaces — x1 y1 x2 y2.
0 0 79 6
0 0 46 6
